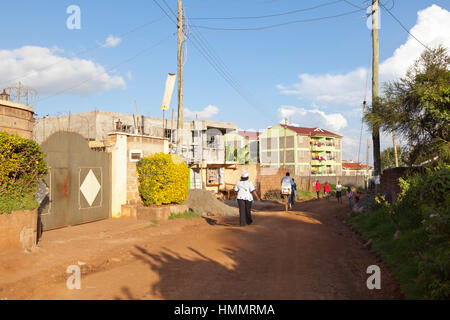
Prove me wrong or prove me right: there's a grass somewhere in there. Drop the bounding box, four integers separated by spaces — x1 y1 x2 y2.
348 209 433 299
145 219 159 228
169 210 202 220
0 193 38 214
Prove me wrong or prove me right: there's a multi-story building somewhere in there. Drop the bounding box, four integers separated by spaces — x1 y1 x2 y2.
259 124 343 176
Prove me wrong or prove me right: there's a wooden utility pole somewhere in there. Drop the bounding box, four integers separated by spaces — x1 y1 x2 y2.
371 0 382 184
283 118 287 170
393 128 399 167
366 138 370 179
171 108 174 150
177 0 184 152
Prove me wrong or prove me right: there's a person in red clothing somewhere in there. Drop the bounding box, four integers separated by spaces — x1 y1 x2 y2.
315 180 322 200
324 182 331 201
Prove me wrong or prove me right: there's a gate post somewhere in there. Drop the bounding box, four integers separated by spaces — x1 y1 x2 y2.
110 133 128 218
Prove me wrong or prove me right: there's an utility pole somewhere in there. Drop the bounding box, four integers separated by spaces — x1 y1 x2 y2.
371 0 381 186
366 138 370 189
177 0 184 153
393 128 399 167
283 118 287 170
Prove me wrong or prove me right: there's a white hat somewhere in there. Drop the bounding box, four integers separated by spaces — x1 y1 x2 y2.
241 171 249 178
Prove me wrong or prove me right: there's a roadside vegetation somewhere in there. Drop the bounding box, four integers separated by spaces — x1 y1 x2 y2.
137 153 189 206
0 132 48 214
353 46 449 300
349 167 449 299
169 210 202 220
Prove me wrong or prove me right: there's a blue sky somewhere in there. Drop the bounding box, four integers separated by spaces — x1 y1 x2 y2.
1 0 449 164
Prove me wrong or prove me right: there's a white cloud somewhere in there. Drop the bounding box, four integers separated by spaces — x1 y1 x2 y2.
0 46 126 95
185 105 219 120
103 35 122 48
277 5 450 107
279 105 348 132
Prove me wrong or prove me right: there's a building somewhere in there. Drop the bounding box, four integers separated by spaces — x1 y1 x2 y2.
33 110 240 194
342 160 373 177
259 124 343 176
0 89 35 139
224 130 260 164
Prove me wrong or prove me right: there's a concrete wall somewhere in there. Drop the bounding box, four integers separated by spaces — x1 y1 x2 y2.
0 101 34 139
110 134 128 218
0 209 37 253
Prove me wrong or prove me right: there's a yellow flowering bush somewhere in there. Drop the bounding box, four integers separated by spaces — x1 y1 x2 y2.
137 153 189 206
0 131 48 213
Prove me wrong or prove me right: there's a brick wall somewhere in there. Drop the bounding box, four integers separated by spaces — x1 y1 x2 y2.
0 209 37 253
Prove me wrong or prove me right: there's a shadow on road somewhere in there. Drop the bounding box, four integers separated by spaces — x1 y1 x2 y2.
113 211 402 300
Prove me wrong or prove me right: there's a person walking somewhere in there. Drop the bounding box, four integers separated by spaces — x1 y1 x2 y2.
234 171 260 226
346 187 354 210
336 181 343 204
315 180 322 200
290 178 297 208
281 172 294 209
324 182 331 201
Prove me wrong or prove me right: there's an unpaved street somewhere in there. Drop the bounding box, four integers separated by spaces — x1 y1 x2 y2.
0 198 403 300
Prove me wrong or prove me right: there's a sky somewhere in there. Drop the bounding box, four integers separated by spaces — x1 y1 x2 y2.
1 0 449 165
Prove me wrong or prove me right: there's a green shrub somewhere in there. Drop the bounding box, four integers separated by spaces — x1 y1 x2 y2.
137 153 189 206
0 132 48 214
349 166 450 299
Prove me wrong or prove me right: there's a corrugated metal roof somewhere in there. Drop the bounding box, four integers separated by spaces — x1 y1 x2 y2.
280 125 342 138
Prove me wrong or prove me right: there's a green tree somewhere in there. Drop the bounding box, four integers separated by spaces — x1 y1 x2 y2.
365 45 450 166
381 147 408 171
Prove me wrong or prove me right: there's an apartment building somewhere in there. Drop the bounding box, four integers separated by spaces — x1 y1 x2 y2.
259 124 343 176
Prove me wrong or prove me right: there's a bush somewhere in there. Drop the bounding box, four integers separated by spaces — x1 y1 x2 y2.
0 132 48 214
349 166 450 299
137 153 189 206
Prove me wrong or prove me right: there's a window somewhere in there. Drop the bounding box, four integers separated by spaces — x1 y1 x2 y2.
129 149 143 162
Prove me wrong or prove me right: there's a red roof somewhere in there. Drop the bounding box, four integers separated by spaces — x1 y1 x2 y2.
342 162 373 170
238 131 260 140
281 125 342 138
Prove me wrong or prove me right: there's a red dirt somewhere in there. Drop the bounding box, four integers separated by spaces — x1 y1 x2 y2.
0 198 403 300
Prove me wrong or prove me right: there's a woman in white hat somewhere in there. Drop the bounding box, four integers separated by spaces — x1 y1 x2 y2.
234 170 260 226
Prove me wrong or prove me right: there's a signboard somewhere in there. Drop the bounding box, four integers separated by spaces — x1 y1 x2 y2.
161 73 176 111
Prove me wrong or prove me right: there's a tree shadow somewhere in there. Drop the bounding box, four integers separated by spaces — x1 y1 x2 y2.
113 212 402 300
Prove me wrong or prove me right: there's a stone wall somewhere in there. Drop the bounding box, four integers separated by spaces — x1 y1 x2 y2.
0 209 37 253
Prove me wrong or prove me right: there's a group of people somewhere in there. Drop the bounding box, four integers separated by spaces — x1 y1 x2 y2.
315 180 360 209
233 170 362 228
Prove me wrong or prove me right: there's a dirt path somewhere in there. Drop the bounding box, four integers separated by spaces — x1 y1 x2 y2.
0 198 403 300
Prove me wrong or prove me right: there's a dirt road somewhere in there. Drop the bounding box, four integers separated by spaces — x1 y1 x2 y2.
0 198 403 300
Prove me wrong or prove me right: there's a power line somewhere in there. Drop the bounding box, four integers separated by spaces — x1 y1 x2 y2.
153 0 271 118
379 1 430 50
185 0 281 9
0 17 165 88
189 8 366 31
38 33 175 102
188 0 345 20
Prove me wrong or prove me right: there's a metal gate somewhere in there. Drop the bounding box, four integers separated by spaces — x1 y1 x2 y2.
39 132 111 231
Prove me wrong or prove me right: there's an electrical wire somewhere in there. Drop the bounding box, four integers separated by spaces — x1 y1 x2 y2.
189 8 366 31
0 17 165 88
188 0 345 20
185 0 281 9
379 1 430 50
38 33 175 102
